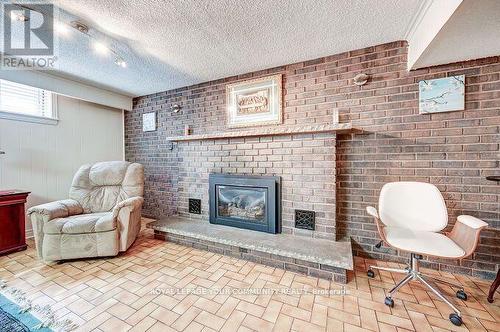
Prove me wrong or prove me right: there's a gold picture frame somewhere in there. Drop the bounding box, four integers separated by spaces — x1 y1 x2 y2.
226 74 283 128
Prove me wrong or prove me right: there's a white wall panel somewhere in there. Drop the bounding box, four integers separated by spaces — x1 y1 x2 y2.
0 95 124 236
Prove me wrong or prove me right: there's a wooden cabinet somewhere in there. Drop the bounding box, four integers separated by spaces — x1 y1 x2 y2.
0 190 30 255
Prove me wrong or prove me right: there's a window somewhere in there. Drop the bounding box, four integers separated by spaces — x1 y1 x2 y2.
0 79 57 124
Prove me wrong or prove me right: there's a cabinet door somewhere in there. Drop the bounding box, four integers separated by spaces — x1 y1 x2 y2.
0 203 23 251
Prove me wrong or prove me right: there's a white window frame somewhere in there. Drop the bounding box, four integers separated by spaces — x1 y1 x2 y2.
0 82 59 125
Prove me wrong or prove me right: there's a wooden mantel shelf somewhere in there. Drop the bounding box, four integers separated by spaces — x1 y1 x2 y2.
166 123 361 142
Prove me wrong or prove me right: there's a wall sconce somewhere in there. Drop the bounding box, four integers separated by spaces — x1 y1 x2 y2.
353 73 369 86
172 104 182 113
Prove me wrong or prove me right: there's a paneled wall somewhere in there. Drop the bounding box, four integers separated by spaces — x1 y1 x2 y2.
0 95 124 235
126 41 499 279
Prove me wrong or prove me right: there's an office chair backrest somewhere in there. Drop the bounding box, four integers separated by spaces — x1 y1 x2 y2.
379 182 448 232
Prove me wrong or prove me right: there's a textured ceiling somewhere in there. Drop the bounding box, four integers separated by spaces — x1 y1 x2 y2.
413 0 500 69
47 0 422 97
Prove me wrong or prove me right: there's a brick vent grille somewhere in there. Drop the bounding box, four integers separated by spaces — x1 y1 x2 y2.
295 210 315 230
188 199 201 214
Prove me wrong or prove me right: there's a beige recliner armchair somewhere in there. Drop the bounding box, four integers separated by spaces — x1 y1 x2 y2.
28 161 144 262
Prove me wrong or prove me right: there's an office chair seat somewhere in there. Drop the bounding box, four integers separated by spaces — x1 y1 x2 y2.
384 227 465 258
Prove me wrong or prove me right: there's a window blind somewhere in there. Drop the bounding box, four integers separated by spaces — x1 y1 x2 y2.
0 79 53 118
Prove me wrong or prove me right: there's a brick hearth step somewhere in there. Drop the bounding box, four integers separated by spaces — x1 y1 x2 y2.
147 217 353 283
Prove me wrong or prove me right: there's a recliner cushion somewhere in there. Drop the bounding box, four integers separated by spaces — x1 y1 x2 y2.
89 161 129 186
44 212 116 234
383 226 465 258
69 161 144 213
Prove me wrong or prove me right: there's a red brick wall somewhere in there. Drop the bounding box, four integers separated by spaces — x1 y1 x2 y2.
125 41 499 279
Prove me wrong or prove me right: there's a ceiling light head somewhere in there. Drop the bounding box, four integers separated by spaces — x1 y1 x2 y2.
10 11 28 22
70 21 89 34
54 21 70 36
115 57 127 68
93 41 109 55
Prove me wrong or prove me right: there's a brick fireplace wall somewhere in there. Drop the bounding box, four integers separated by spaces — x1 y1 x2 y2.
175 133 336 239
125 41 499 279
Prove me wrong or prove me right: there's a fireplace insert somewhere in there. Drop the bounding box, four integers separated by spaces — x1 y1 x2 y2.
209 174 281 233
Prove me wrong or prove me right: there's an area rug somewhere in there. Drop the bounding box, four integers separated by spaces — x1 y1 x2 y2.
0 293 51 331
0 280 77 331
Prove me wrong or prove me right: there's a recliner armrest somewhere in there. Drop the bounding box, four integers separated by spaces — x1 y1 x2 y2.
112 196 144 218
112 196 144 252
27 199 83 221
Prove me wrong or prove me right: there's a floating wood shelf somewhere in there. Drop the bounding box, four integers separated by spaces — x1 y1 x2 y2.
166 123 362 142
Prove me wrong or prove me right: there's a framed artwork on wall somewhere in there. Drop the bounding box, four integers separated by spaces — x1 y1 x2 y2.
142 112 156 132
226 74 282 128
419 75 465 114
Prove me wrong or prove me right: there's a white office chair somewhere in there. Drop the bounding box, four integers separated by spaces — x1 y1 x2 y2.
366 182 488 327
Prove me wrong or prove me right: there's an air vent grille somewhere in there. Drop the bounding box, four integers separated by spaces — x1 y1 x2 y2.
295 209 315 230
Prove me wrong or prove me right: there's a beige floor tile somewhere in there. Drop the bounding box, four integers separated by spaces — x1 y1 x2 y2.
221 310 247 332
242 314 275 331
236 300 266 317
126 302 159 325
171 306 202 331
273 314 294 332
195 310 227 330
149 306 180 325
292 318 326 332
217 297 240 319
262 300 284 323
100 317 132 332
281 303 311 321
0 227 496 332
129 316 157 332
107 301 136 320
146 321 176 332
359 307 379 331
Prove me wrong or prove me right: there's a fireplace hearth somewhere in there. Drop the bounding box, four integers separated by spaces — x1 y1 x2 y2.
209 174 281 233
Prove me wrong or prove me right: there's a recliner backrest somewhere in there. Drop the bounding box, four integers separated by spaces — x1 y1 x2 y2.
69 161 144 213
378 181 448 232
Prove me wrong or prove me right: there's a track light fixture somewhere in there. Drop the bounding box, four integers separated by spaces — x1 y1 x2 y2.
115 57 127 68
69 20 127 68
10 3 128 69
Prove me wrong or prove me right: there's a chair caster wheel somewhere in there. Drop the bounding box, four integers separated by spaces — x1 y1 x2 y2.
449 313 462 326
384 296 394 308
456 290 467 301
367 269 375 278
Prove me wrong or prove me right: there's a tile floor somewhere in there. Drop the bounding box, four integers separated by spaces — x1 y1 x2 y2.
0 224 498 332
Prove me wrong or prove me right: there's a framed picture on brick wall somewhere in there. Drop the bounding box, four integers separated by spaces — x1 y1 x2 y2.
142 112 156 132
419 75 465 114
226 74 282 128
